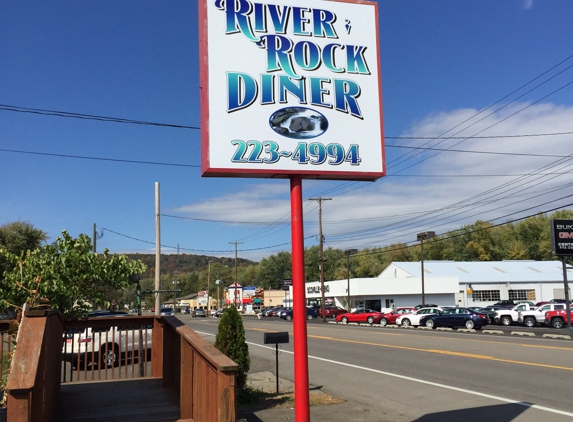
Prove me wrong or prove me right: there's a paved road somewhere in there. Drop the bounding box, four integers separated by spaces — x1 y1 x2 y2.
182 315 573 422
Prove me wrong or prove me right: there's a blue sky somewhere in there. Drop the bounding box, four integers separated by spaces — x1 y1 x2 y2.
1 0 572 261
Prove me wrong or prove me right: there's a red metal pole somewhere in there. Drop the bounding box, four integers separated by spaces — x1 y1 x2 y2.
290 176 310 421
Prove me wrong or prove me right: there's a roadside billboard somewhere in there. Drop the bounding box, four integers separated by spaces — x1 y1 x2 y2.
550 220 573 256
199 0 384 180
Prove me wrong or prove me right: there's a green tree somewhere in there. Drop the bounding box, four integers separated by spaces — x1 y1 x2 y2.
255 251 291 289
214 306 250 390
0 221 48 280
0 230 146 319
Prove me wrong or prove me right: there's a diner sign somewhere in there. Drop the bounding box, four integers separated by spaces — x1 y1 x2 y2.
199 0 384 180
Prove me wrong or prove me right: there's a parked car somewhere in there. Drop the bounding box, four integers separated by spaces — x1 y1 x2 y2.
280 308 317 321
192 308 206 318
88 310 129 317
549 299 570 304
378 307 417 326
269 307 290 317
159 307 175 316
414 304 438 310
515 301 536 307
63 314 151 369
183 308 191 314
544 309 573 329
318 306 348 318
262 307 278 317
420 308 489 330
214 308 226 318
396 307 445 327
493 303 536 326
518 303 566 327
336 309 383 324
0 310 16 320
492 300 516 307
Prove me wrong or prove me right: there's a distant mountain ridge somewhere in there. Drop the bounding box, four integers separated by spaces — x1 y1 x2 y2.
126 253 256 277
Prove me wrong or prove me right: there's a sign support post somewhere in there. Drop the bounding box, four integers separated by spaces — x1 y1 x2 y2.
290 176 310 421
560 256 572 332
550 219 573 335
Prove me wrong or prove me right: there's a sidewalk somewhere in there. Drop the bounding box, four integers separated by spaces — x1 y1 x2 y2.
238 371 393 422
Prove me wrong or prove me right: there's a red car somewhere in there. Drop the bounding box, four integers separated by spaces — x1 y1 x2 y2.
318 306 348 318
378 307 417 326
336 309 383 324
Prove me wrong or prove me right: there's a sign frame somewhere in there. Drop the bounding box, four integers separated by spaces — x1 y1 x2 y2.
199 0 384 181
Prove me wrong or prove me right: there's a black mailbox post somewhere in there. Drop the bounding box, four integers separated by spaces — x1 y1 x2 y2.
264 332 289 345
264 332 289 394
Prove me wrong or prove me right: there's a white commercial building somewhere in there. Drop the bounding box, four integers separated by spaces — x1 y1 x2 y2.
303 260 571 311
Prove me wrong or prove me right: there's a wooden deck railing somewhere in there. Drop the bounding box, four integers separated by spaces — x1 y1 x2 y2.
3 312 238 422
6 311 63 422
161 317 239 422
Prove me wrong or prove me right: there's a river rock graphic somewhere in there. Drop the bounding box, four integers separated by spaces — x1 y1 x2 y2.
269 107 328 139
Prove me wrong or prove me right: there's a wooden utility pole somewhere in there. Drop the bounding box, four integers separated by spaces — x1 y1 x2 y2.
93 223 97 253
308 197 331 322
229 242 243 308
155 182 161 315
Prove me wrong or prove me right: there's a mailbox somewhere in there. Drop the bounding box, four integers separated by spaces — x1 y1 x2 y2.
264 332 289 344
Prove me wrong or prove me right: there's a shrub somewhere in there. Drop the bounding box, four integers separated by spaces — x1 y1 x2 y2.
215 306 250 390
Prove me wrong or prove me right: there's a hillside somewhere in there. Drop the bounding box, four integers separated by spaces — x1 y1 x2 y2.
126 253 256 277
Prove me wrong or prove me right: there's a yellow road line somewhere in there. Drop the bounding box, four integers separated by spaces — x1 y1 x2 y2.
302 334 573 371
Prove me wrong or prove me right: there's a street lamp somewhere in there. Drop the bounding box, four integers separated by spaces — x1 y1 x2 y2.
417 231 436 306
216 279 221 310
207 260 213 312
172 278 179 313
344 249 358 312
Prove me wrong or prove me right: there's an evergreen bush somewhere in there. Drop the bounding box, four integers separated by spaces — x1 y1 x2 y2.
215 306 250 390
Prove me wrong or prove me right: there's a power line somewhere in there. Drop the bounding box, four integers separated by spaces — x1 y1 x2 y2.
391 79 573 175
0 104 200 130
386 55 573 168
386 132 573 139
0 148 199 167
386 145 572 158
347 201 573 259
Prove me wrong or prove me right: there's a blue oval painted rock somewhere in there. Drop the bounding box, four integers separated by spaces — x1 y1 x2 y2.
269 107 328 139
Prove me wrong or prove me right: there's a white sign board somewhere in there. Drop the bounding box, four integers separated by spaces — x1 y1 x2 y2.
200 0 384 181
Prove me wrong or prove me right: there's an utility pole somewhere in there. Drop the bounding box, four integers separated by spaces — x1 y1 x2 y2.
93 223 97 253
92 224 103 253
308 197 332 323
207 260 213 312
155 183 161 315
230 242 243 309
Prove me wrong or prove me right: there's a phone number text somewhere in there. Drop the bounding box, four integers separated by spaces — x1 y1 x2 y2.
231 140 361 166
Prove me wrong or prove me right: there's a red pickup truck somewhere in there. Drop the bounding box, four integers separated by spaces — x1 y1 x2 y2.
544 309 573 329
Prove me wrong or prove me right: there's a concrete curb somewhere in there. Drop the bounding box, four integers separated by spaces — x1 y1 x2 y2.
436 327 453 331
511 331 535 337
417 326 432 330
457 328 476 333
543 333 572 340
482 330 505 335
